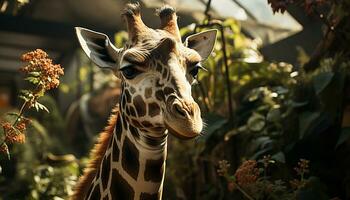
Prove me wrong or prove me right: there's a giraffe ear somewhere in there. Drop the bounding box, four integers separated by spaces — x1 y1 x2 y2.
184 29 217 61
75 27 121 70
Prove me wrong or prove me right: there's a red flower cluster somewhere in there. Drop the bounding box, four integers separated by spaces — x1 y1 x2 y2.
294 158 310 176
234 160 260 187
2 121 27 144
217 160 231 177
0 143 9 154
20 49 64 90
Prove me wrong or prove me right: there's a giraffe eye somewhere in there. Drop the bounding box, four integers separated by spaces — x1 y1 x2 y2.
121 66 142 79
189 67 199 78
189 63 207 79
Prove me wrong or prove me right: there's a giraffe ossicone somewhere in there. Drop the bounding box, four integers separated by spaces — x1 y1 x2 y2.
72 3 217 200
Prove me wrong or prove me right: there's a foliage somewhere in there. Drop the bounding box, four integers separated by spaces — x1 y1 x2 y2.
0 49 77 199
165 18 298 198
0 49 64 160
216 157 329 200
28 161 79 200
0 0 30 15
2 0 349 198
165 2 350 198
0 99 80 199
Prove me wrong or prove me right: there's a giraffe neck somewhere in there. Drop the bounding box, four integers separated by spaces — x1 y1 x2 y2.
85 111 168 200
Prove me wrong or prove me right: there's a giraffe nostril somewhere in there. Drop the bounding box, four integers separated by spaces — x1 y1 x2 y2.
173 103 187 118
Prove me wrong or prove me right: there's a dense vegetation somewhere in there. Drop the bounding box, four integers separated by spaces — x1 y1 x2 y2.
163 1 350 199
1 0 350 199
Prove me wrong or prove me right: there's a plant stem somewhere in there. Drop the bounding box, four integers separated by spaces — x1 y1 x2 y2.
14 100 28 124
235 183 255 200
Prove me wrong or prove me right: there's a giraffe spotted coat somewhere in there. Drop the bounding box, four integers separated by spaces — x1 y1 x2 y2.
72 3 217 200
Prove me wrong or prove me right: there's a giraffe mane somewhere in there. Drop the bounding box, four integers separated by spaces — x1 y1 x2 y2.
71 106 119 200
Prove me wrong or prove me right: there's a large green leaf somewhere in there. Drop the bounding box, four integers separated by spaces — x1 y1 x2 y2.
335 127 350 149
267 107 281 122
299 111 321 139
247 113 266 132
202 113 227 139
312 72 334 94
271 151 285 163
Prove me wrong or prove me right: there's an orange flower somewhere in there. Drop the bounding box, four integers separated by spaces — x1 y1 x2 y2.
234 160 260 187
0 143 9 154
20 49 64 90
5 132 26 144
15 121 27 132
2 122 12 132
2 122 26 144
21 49 48 61
227 181 236 192
294 159 309 176
217 160 231 177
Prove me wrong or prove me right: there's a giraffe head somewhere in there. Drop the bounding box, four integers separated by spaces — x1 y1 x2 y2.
75 3 216 139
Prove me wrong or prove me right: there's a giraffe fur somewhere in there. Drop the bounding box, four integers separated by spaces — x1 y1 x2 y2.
72 3 217 200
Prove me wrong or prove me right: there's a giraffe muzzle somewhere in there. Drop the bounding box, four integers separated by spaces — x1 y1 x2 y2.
164 97 203 139
172 100 195 118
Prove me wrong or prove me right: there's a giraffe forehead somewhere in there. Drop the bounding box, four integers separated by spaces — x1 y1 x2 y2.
123 29 201 65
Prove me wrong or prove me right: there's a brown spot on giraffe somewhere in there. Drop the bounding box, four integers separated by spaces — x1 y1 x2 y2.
129 125 139 139
131 118 142 128
145 87 152 99
130 86 136 94
140 192 158 200
101 154 111 189
126 106 131 116
115 115 123 141
163 87 174 96
90 185 101 200
125 90 132 103
144 157 164 182
121 136 140 180
111 169 135 200
129 106 137 117
148 102 161 117
141 120 152 128
133 95 146 117
112 138 119 162
155 90 164 101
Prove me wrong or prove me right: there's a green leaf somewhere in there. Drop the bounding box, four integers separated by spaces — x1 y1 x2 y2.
6 112 20 117
267 107 281 122
247 113 265 132
296 177 328 200
288 100 308 108
203 113 227 138
299 111 321 139
271 151 285 163
29 72 41 77
20 90 32 96
33 102 50 113
312 72 334 94
19 95 29 102
335 127 350 149
25 76 40 84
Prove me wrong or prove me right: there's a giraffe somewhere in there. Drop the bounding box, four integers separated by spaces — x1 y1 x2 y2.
71 3 217 200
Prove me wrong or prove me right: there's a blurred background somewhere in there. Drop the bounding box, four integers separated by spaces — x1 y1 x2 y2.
0 0 350 199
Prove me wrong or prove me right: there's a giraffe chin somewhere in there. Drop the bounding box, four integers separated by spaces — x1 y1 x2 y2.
164 122 200 140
